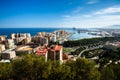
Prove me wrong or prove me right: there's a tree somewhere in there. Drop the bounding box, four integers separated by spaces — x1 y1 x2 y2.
101 66 115 80
48 61 71 80
65 58 101 80
75 58 100 80
65 60 76 80
109 64 120 80
12 54 50 80
0 63 12 80
33 58 52 80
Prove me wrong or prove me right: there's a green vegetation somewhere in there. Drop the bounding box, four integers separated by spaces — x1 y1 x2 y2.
97 48 120 67
79 47 120 68
82 51 93 58
63 48 71 53
63 37 120 47
0 54 120 80
0 54 100 80
82 49 104 58
71 47 84 55
99 49 120 61
0 54 1 60
100 63 120 80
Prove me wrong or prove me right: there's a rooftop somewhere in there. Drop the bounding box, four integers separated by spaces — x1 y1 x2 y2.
1 49 15 54
36 47 47 55
106 42 120 47
16 45 33 51
50 45 62 51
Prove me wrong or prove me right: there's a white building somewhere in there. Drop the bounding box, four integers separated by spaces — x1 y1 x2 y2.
1 49 16 59
12 33 31 45
22 37 31 44
0 59 10 63
0 36 7 43
0 44 5 52
11 33 16 39
5 39 15 49
26 33 31 37
56 31 60 37
51 34 56 42
37 32 46 36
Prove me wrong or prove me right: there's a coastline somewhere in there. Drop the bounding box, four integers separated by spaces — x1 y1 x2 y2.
0 28 101 40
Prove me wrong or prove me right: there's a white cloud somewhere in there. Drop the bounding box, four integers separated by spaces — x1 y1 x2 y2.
72 7 83 13
83 14 92 18
60 5 120 28
60 15 120 28
87 0 99 4
95 6 120 15
62 15 71 18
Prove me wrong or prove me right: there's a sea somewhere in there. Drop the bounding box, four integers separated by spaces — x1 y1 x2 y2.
0 28 100 40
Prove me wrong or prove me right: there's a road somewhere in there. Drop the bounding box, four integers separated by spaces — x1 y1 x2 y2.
78 45 103 58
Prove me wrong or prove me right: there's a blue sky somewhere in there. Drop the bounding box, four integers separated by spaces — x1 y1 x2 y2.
0 0 120 28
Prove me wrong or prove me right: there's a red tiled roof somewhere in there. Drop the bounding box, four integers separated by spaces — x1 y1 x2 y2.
49 45 62 51
36 45 62 55
55 46 62 51
36 52 46 55
36 48 47 55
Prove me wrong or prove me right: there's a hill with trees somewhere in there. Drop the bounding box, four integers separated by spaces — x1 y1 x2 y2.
0 54 120 80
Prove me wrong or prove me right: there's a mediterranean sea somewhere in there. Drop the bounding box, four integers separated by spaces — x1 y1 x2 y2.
0 28 100 40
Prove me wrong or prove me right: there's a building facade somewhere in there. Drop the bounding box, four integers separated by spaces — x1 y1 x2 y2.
1 49 16 59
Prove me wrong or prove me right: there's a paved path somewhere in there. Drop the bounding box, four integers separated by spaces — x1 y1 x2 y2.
78 45 103 58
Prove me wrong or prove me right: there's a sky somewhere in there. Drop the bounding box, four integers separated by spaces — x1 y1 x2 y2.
0 0 120 28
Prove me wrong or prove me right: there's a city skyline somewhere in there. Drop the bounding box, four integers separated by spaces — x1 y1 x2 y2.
0 0 120 28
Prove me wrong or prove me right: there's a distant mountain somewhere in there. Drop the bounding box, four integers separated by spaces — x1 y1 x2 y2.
109 25 120 28
103 25 120 29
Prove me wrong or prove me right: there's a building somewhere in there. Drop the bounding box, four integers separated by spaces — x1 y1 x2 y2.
35 45 63 63
27 43 40 53
5 39 15 49
0 35 7 43
11 33 16 39
11 33 31 39
1 49 16 59
0 44 5 52
32 36 48 46
26 33 31 37
22 37 31 44
104 42 120 51
51 34 56 42
11 33 31 45
68 55 77 61
48 45 63 63
14 37 24 45
37 32 46 36
60 30 65 36
16 45 33 54
35 46 48 61
0 59 10 63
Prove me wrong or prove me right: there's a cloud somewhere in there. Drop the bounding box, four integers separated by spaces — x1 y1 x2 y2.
87 0 99 4
61 14 120 28
60 5 120 28
83 14 92 18
62 15 71 18
72 7 83 13
61 6 120 28
95 6 120 15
